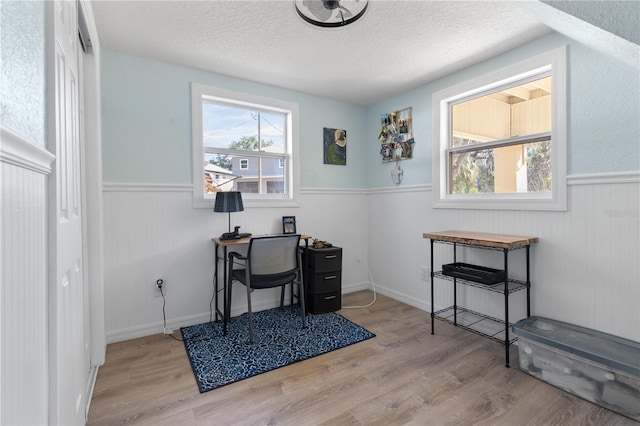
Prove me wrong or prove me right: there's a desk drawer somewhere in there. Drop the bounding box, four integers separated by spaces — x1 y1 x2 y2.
309 271 341 292
305 247 342 273
309 291 341 314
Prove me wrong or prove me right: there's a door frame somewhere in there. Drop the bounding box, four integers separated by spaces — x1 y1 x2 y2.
78 0 106 416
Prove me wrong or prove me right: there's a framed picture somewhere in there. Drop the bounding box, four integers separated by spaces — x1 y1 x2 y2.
282 216 297 234
323 127 347 165
379 107 414 162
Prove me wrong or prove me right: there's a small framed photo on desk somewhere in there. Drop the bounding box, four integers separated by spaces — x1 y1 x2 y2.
282 216 296 234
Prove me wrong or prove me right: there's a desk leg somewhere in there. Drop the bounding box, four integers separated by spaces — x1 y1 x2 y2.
214 242 220 322
296 239 310 307
223 246 229 335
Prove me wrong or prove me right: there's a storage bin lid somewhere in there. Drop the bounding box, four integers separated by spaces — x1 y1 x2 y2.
512 316 640 377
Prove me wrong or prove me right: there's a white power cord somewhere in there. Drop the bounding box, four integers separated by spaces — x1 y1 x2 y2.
342 259 377 309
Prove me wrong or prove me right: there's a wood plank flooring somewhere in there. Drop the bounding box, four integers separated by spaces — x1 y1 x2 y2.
88 291 636 425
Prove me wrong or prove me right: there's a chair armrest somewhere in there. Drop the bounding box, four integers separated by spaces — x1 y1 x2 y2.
228 251 247 261
228 251 248 270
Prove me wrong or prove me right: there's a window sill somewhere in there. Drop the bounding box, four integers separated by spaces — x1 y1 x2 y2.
194 195 300 209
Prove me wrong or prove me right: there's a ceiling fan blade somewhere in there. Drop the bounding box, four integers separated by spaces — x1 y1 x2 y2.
302 0 332 21
337 5 354 19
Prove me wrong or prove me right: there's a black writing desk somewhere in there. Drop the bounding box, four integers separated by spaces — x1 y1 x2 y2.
212 234 311 334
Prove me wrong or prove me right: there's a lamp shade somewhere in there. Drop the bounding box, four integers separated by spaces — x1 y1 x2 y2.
214 191 244 213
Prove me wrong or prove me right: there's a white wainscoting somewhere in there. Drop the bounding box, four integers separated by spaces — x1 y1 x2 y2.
102 186 370 342
368 175 640 342
102 175 639 343
1 126 54 426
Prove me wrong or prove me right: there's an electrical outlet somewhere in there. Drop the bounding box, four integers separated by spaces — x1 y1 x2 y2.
163 327 173 335
420 266 430 282
154 278 165 297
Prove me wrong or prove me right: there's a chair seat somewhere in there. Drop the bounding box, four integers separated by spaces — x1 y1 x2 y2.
231 269 297 289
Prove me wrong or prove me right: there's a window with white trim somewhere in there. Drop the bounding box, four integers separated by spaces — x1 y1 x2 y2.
432 47 567 210
192 84 299 208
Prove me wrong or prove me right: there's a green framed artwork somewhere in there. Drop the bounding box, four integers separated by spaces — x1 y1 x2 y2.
324 127 347 165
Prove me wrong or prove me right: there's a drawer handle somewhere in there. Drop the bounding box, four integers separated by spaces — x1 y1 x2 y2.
324 295 337 300
324 255 337 259
324 275 337 280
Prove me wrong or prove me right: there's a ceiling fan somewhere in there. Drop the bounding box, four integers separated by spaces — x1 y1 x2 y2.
295 0 369 28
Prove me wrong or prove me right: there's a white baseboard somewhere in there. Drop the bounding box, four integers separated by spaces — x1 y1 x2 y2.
106 311 213 343
107 282 381 343
371 285 431 313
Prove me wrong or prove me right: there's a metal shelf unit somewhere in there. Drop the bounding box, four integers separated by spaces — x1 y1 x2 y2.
424 231 538 367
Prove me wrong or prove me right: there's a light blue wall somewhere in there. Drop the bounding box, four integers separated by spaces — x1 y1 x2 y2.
102 31 639 189
101 50 367 188
366 32 640 188
0 0 46 146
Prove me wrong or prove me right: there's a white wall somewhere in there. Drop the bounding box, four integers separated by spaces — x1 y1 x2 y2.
1 127 54 426
103 185 369 342
104 174 640 343
0 1 51 423
368 176 640 342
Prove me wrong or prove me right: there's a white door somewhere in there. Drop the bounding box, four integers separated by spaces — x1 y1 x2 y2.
50 0 87 424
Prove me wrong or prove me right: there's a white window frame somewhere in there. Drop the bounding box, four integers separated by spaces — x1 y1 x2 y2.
432 46 567 211
239 159 249 170
192 83 300 208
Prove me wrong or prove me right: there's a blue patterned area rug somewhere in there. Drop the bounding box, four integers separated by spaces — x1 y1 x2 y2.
181 305 375 393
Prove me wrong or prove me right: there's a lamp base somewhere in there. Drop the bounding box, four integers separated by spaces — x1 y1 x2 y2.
219 233 242 241
220 223 251 240
219 232 252 241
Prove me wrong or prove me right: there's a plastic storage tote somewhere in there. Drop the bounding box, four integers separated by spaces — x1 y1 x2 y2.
512 316 640 421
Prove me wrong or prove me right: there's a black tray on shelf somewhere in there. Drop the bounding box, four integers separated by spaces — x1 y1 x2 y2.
442 262 505 285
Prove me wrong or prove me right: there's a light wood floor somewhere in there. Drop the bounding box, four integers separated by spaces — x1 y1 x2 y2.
88 291 636 425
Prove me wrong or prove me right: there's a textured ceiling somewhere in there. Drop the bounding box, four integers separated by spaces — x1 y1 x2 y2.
90 0 554 106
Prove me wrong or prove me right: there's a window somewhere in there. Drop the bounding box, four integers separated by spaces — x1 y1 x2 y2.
192 84 299 208
432 47 566 210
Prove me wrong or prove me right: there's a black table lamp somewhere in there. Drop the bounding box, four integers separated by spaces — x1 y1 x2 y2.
214 191 244 234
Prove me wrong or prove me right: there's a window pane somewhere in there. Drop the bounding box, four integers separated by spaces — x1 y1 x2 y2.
204 153 234 193
261 157 285 194
451 76 551 146
450 140 551 194
205 153 285 194
259 112 286 154
203 102 286 153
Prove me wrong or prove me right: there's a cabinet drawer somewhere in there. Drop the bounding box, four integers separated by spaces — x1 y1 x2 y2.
310 272 341 292
309 291 341 314
306 247 342 273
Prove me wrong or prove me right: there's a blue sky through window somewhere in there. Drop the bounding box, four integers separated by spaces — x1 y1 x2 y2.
202 102 285 153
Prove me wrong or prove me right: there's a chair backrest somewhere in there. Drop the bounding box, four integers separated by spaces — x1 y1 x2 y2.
247 234 302 276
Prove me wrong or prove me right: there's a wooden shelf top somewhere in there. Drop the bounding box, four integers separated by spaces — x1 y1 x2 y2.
423 230 538 249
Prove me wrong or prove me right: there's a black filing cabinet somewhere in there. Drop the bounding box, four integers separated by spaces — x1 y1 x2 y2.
303 246 342 314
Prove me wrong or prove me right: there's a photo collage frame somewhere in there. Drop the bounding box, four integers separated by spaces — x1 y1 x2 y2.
379 107 414 163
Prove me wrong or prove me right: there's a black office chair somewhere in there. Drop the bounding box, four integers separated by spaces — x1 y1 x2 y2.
227 234 307 343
